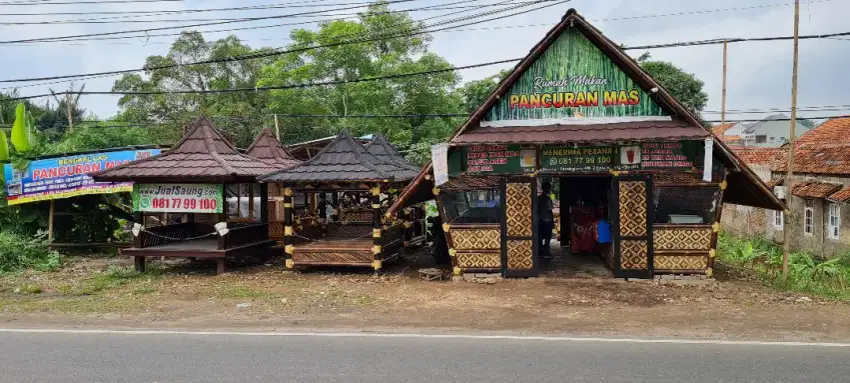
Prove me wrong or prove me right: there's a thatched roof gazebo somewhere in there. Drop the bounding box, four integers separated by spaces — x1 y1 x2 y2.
90 117 278 274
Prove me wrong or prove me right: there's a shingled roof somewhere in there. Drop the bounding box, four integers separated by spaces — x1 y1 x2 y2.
259 130 418 183
365 134 419 171
245 128 301 170
91 117 276 183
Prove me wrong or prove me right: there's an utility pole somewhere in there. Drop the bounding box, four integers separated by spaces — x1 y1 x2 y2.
65 95 74 134
274 114 280 140
782 0 800 282
720 40 728 134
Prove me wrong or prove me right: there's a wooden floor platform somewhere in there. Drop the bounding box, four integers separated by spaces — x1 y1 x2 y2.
294 237 373 251
123 238 277 275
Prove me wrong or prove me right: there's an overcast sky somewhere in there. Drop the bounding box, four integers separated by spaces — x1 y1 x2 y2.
0 0 847 123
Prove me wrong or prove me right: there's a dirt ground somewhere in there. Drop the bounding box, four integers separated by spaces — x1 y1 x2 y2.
1 249 849 341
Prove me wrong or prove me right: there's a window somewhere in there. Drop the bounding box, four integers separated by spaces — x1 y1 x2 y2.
828 204 841 240
756 135 767 143
653 187 718 224
774 210 784 229
804 199 814 235
769 137 775 142
440 189 501 224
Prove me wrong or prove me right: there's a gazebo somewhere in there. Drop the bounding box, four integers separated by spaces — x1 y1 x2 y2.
245 128 302 241
90 117 278 274
259 130 418 271
364 134 428 247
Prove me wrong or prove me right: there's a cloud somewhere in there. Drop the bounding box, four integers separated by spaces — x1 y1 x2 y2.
1 0 847 121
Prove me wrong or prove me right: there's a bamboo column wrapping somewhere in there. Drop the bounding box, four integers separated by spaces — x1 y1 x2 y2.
372 185 382 271
708 172 728 278
283 186 294 268
401 208 412 247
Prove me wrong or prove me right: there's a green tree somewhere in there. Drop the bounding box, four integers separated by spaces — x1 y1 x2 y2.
454 69 510 113
258 2 461 151
112 32 272 147
637 52 708 115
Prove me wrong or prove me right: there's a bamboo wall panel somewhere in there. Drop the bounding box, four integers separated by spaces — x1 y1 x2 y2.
451 229 501 250
620 240 648 270
506 183 533 237
654 254 709 270
456 252 502 269
506 240 534 270
654 228 712 250
618 181 647 237
292 251 373 264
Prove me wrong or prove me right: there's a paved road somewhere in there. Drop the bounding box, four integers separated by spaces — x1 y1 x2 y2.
1 330 848 382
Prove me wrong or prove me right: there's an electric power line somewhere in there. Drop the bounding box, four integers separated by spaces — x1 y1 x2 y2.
0 0 182 4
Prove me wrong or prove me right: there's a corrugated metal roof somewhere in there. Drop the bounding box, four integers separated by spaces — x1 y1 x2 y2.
91 117 276 183
245 128 301 170
451 120 709 144
260 130 418 183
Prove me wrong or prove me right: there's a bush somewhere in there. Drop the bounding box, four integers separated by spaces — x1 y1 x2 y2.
0 230 62 273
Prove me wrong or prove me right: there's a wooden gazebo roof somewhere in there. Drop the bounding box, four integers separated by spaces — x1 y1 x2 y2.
259 130 418 183
365 134 419 172
91 117 277 183
245 128 301 170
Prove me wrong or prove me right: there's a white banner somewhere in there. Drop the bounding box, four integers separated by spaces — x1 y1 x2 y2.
133 184 223 213
431 143 449 187
703 138 714 182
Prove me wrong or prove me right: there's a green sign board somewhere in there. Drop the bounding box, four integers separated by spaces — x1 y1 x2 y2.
641 142 695 169
483 27 667 125
132 184 223 213
465 144 535 174
541 146 614 173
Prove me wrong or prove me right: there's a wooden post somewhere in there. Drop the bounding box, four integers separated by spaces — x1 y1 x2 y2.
133 211 145 272
283 186 294 269
220 184 229 222
260 183 269 224
371 185 382 271
48 200 55 242
237 184 243 218
331 192 339 221
720 40 728 136
708 173 728 278
274 114 280 140
782 0 801 282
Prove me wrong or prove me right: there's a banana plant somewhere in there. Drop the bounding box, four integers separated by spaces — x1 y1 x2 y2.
10 103 32 152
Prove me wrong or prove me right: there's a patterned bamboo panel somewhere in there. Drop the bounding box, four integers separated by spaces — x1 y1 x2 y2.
618 181 647 237
507 240 534 270
326 223 372 238
340 210 373 222
654 255 708 270
506 183 533 237
456 252 502 269
654 228 712 250
292 251 373 264
620 240 648 270
451 229 501 250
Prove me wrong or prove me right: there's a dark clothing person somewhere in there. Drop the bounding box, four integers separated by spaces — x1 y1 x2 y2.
537 186 554 258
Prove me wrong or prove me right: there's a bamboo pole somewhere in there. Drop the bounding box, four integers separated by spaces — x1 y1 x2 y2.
48 200 55 242
782 0 801 282
274 114 280 140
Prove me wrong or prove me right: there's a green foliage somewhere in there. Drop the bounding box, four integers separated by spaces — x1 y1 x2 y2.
718 233 850 301
455 70 510 113
0 130 8 161
0 231 62 274
10 103 32 152
637 53 708 114
49 123 158 154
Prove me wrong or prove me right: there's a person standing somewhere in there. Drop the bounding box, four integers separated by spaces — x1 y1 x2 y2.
537 182 554 258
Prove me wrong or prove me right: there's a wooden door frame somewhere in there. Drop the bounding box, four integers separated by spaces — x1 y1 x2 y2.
610 175 654 279
500 177 540 278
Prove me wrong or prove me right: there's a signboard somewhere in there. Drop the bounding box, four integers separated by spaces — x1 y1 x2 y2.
483 27 668 126
465 144 534 174
541 146 613 173
641 142 694 169
3 148 161 206
431 143 449 186
132 184 223 213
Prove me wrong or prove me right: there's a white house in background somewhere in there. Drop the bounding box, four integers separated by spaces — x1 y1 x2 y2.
741 114 813 147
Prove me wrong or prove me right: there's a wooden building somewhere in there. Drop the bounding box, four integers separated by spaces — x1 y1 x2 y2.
245 128 303 241
91 117 279 274
389 9 783 279
258 131 419 271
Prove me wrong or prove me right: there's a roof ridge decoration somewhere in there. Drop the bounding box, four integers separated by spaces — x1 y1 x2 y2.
386 8 785 213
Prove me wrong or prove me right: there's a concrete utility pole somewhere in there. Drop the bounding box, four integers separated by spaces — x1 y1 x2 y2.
720 40 728 135
782 0 801 282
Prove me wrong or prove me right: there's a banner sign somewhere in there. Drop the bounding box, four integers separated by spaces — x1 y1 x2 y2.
641 142 694 169
465 144 534 174
431 143 449 186
3 148 161 206
483 27 668 125
132 183 223 213
541 146 613 173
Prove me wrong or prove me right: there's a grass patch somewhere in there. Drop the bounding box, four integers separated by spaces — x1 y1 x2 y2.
17 284 42 295
71 266 161 296
215 285 281 300
718 232 850 301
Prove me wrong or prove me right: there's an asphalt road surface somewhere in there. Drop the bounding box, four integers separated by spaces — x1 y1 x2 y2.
1 330 848 382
